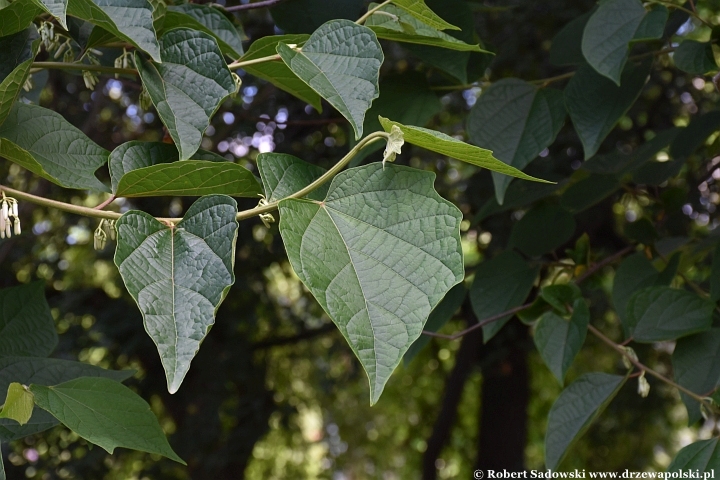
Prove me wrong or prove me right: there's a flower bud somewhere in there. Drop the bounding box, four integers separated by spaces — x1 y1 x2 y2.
5 221 11 239
12 201 18 218
1 202 8 221
13 218 20 236
637 373 650 398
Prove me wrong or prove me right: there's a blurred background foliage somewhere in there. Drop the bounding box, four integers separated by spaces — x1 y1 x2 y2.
2 0 720 478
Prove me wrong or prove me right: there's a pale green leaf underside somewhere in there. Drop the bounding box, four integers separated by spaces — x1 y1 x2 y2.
257 152 328 203
278 163 464 405
114 195 238 394
668 438 720 472
545 373 627 469
0 28 38 128
0 103 109 191
0 383 33 425
164 4 244 58
277 20 383 139
115 161 262 198
30 377 184 463
391 0 460 31
0 282 57 358
67 0 160 61
367 4 482 52
238 34 321 111
136 28 236 160
31 0 67 28
467 78 565 204
0 357 133 442
581 0 647 84
379 117 552 184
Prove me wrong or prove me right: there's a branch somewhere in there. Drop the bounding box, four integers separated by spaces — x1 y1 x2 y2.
224 0 288 12
228 54 282 71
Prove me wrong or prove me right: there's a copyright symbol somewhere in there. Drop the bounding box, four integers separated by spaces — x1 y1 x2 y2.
474 470 484 479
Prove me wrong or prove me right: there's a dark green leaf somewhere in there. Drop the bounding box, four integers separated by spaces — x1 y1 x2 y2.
549 8 595 66
632 5 668 41
624 217 659 245
711 242 720 303
467 79 565 204
581 0 646 84
404 284 466 364
621 127 680 173
391 0 460 31
0 383 33 425
626 287 714 342
674 40 718 75
0 27 38 127
277 20 383 139
278 163 464 404
115 161 261 198
114 195 238 394
612 253 662 336
30 377 184 463
473 180 563 224
257 153 328 203
237 34 321 111
509 204 576 257
135 28 237 160
469 251 538 342
633 158 684 185
270 0 363 34
379 117 552 183
545 373 627 469
534 299 589 385
560 174 619 213
0 282 57 358
67 0 160 61
0 103 109 191
0 357 133 442
670 111 720 160
540 284 581 314
565 60 650 159
656 251 680 285
163 4 244 58
667 438 720 472
0 2 42 37
673 330 720 425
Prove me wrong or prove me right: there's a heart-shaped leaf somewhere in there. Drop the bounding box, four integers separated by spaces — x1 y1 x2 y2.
0 28 38 127
67 0 160 61
0 103 109 191
257 152 328 202
674 40 718 75
114 195 238 394
668 438 720 472
534 299 589 385
278 163 464 404
30 377 184 463
0 282 57 358
0 357 133 441
0 383 33 426
163 4 244 58
136 28 237 160
277 20 383 139
467 79 565 204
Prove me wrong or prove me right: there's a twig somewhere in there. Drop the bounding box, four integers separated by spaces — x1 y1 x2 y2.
356 0 393 25
575 245 635 283
422 303 533 340
224 0 288 12
94 195 116 210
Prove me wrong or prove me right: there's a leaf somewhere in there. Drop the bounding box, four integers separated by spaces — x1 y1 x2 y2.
0 28 38 129
673 330 720 425
473 180 563 224
0 383 33 426
711 242 720 303
67 0 160 61
0 103 109 191
163 4 244 58
257 153 328 203
560 174 620 213
277 20 383 140
270 0 364 34
390 0 460 31
565 60 650 159
469 251 538 343
366 4 482 52
626 287 714 342
581 0 647 84
549 8 595 67
674 40 718 75
278 163 464 404
135 28 237 160
0 283 57 358
0 2 42 37
633 5 668 41
30 377 184 463
545 372 627 470
670 111 720 160
114 195 238 394
237 34 321 111
379 117 552 183
467 79 565 204
0 357 133 442
534 299 589 385
509 204 576 257
612 252 661 335
540 284 581 314
404 284 466 364
115 161 262 198
31 0 67 28
667 438 720 472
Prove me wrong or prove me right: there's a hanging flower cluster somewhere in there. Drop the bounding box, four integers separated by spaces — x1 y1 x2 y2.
93 219 116 251
0 195 20 239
